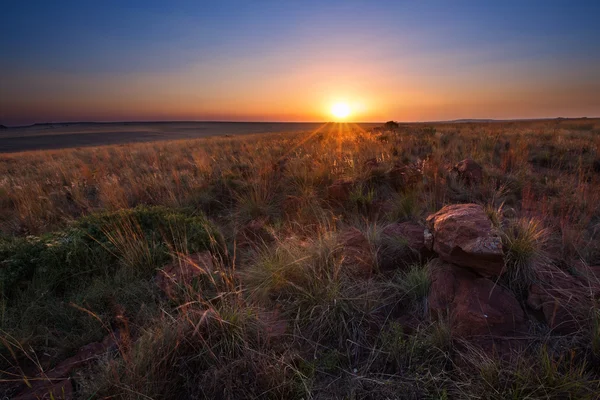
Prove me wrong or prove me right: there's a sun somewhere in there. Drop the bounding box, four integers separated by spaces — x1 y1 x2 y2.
331 102 351 120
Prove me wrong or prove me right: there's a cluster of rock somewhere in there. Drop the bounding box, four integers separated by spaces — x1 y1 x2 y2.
327 158 484 206
425 203 527 340
337 199 599 346
393 202 597 343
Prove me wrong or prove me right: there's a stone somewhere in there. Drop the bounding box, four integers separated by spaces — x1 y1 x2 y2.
326 179 354 203
13 334 116 400
339 228 375 277
388 162 423 190
428 261 526 338
426 203 504 276
379 222 431 269
527 265 597 334
453 158 483 185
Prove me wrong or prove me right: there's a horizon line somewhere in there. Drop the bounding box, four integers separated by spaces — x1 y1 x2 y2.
2 116 598 129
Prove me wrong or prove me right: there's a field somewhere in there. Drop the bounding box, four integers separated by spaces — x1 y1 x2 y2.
1 119 600 399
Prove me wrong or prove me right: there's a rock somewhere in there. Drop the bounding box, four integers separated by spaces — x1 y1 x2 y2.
428 261 526 338
157 252 214 298
13 334 116 400
426 203 504 276
453 158 483 185
379 222 431 269
388 162 422 189
339 228 375 277
527 265 597 334
327 179 354 203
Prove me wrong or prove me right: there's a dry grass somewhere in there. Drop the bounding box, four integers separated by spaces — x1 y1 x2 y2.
1 119 600 399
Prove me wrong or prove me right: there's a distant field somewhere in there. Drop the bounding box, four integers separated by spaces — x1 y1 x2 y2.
0 122 380 152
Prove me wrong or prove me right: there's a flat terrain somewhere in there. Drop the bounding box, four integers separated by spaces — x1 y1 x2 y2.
1 119 600 399
0 122 378 152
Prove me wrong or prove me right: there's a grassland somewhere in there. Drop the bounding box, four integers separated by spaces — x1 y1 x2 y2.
1 119 600 399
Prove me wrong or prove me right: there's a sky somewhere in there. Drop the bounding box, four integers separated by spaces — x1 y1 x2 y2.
1 0 599 126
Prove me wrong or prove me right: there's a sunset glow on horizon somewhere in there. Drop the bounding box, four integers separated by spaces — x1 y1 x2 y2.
1 1 599 126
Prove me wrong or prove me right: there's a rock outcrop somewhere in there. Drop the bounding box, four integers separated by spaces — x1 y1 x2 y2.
452 158 483 185
426 203 504 276
429 261 526 338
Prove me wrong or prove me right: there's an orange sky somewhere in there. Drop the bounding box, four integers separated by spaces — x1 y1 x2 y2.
2 2 599 125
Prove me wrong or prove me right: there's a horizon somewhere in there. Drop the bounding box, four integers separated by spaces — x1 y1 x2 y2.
3 116 600 129
2 1 600 125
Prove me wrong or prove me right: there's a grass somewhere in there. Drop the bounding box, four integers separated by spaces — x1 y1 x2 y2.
502 217 550 294
1 119 600 398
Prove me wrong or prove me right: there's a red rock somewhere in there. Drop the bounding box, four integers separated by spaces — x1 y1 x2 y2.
428 261 526 338
388 162 422 189
13 334 115 400
383 222 426 253
338 228 375 277
453 158 483 185
527 265 596 334
426 203 504 276
157 252 214 298
379 222 431 269
327 179 354 203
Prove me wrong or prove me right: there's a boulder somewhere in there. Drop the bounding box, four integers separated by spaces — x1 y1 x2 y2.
426 203 504 276
428 261 526 338
527 265 597 334
157 252 214 298
453 158 483 185
379 222 431 269
388 162 423 190
339 228 375 277
326 179 354 203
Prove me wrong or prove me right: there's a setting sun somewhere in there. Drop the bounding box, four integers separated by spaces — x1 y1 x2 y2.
331 102 351 120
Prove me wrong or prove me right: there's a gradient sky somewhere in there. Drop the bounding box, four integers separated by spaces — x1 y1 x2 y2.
1 0 599 125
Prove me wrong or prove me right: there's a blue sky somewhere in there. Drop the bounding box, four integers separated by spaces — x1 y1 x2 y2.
1 0 599 125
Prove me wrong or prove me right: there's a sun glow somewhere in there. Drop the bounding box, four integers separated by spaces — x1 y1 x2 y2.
330 102 351 120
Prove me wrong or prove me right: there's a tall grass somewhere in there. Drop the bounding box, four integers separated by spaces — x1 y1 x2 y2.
2 120 600 399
